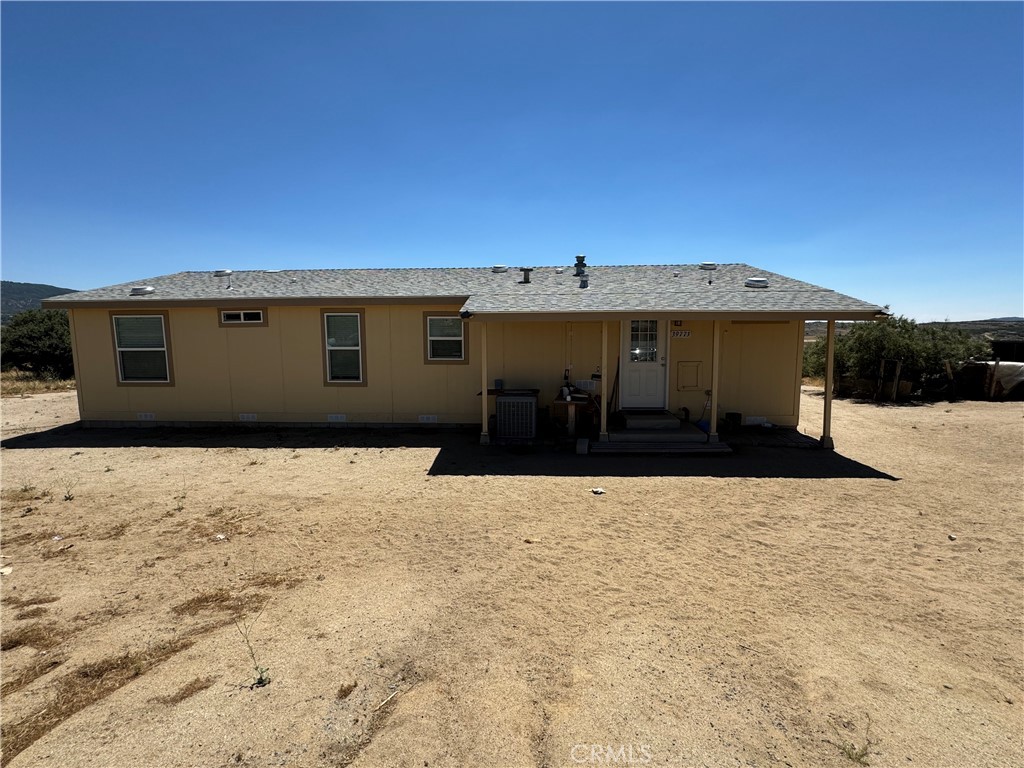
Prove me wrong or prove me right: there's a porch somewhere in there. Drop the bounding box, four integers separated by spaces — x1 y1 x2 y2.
475 316 845 452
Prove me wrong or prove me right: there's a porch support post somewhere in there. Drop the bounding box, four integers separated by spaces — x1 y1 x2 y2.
600 321 609 442
821 319 836 449
708 320 721 443
479 322 490 445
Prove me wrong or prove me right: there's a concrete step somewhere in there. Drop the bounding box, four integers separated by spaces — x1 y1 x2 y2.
590 441 732 455
608 428 707 443
622 412 682 430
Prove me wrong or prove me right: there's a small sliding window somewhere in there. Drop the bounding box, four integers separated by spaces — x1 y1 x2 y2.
218 309 267 326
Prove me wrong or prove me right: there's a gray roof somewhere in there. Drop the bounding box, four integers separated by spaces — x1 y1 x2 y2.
43 263 885 317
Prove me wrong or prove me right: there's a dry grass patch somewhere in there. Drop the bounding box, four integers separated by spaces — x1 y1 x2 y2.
1 484 51 504
188 508 265 541
244 572 304 590
151 675 218 706
4 593 60 608
40 543 76 560
0 653 67 696
95 521 130 540
0 369 75 398
1 621 62 651
14 606 49 620
170 589 265 618
2 531 45 546
0 637 194 765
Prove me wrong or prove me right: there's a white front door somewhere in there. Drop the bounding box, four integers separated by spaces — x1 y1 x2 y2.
620 319 667 408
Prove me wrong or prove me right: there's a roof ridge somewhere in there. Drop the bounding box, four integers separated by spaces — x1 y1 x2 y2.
180 263 752 274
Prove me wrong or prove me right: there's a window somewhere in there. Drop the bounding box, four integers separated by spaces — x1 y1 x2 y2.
424 315 466 363
219 309 265 325
112 314 171 383
323 312 364 383
630 320 658 362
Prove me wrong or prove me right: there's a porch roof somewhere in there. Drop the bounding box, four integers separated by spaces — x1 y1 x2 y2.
43 262 885 318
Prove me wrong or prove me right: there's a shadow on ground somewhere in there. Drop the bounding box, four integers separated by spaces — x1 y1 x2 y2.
803 389 937 408
1 423 899 481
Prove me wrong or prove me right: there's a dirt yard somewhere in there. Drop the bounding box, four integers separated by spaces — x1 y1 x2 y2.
1 390 1021 767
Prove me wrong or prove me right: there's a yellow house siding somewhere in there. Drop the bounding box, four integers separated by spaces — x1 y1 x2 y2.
68 306 803 429
485 321 602 393
70 303 485 424
388 305 479 422
667 319 714 419
71 308 130 416
717 320 802 427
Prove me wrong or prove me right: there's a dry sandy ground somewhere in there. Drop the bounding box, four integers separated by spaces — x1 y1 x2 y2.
0 390 1021 768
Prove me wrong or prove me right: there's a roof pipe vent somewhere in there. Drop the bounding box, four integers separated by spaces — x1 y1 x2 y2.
519 267 534 284
745 277 769 289
698 262 717 271
574 254 587 277
129 286 155 296
214 269 233 277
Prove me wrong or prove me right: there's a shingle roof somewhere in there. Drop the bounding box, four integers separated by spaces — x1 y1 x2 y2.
43 263 885 317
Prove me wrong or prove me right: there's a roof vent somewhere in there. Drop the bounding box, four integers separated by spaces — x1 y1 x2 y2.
492 265 508 273
555 267 564 274
519 267 534 284
745 277 769 289
214 269 233 277
698 262 717 271
574 254 587 277
129 286 155 296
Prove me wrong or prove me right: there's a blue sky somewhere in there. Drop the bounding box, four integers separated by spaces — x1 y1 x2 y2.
2 2 1021 321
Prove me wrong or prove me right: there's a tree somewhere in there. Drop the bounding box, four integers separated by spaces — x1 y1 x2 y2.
1 309 74 379
802 316 990 389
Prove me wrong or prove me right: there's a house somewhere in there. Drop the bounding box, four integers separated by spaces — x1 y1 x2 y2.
42 257 885 449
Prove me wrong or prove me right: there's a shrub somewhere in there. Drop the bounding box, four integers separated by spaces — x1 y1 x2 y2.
1 309 74 379
803 316 990 386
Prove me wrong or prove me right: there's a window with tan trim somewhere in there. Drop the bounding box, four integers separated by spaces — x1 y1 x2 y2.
219 309 266 326
424 314 467 363
112 314 171 383
323 312 364 383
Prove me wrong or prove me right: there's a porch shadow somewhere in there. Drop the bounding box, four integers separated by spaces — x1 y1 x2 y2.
427 442 899 480
1 423 898 481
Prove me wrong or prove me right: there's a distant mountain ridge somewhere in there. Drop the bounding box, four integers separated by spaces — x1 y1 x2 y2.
805 318 1024 341
2 281 77 324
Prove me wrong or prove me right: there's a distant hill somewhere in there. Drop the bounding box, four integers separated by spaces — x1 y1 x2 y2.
1 281 77 324
805 318 1024 341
